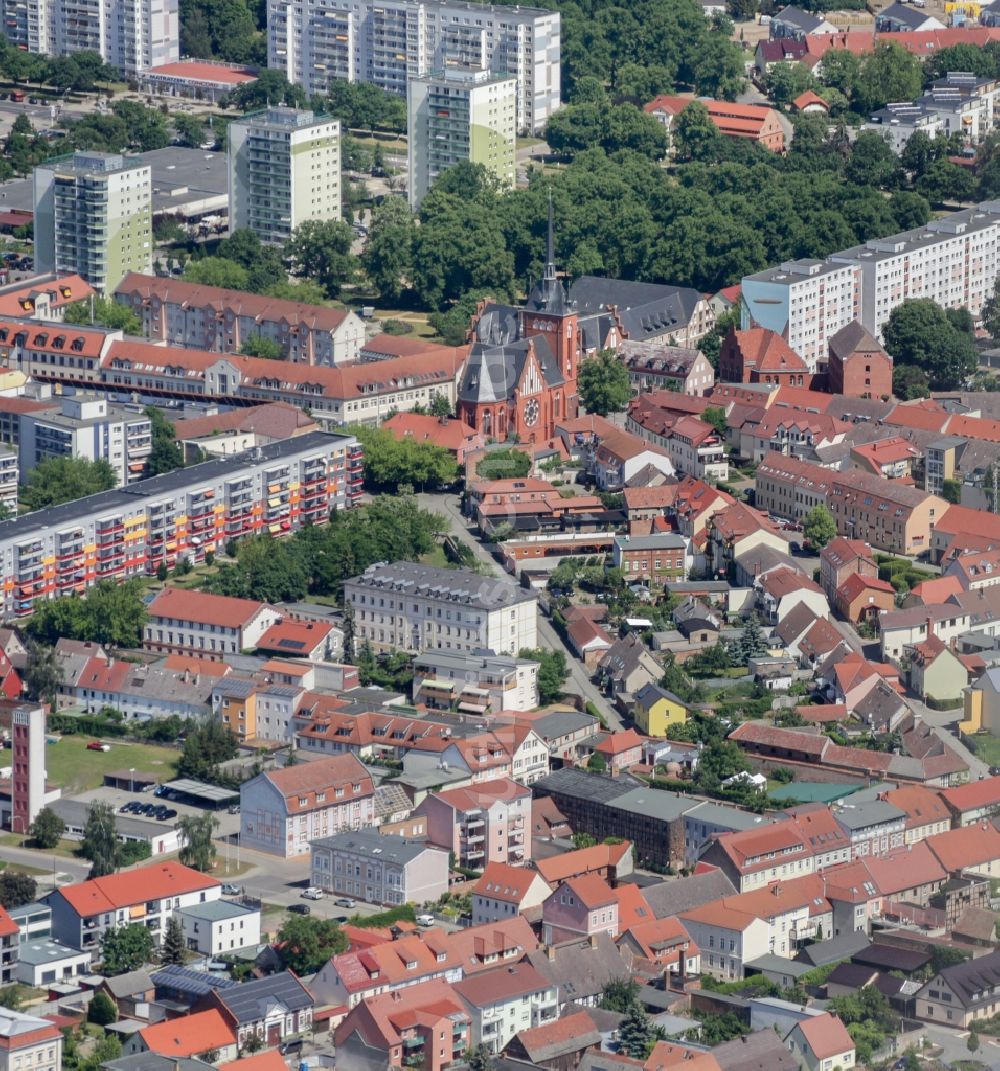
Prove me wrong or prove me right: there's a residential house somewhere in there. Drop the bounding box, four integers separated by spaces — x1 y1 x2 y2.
592 430 676 492
414 778 532 869
784 1012 855 1071
633 683 688 737
143 588 282 661
849 437 919 481
835 573 896 625
673 597 723 644
472 863 552 925
962 665 1000 736
526 933 631 1009
914 948 1000 1027
176 900 261 956
310 829 449 905
719 328 811 386
926 824 1000 878
333 979 472 1071
827 472 947 556
882 785 952 845
619 340 715 396
827 322 893 399
238 753 376 858
875 2 945 31
0 1010 62 1071
46 862 221 952
382 412 486 465
505 1011 603 1070
756 567 828 625
940 777 1000 827
123 1010 237 1063
755 453 832 525
454 963 558 1054
644 97 786 152
592 729 646 774
617 916 700 978
596 634 662 700
94 969 154 1020
831 798 906 858
565 615 615 670
770 5 837 38
697 820 817 893
533 842 635 888
412 650 540 715
709 503 791 577
198 971 313 1050
611 533 690 590
908 636 969 703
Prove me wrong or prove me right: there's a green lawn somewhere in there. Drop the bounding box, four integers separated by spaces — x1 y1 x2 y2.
43 736 179 794
968 733 1000 768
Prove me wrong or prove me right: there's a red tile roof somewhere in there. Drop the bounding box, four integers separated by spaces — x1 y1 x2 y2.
453 962 551 1005
596 728 645 756
560 873 617 909
908 575 964 604
429 777 531 813
926 823 1000 872
219 1052 288 1071
836 572 895 603
263 753 373 810
139 1009 235 1058
795 1013 854 1060
940 776 1000 814
534 842 632 885
383 412 485 454
146 60 256 84
57 862 218 916
255 619 331 655
792 90 829 111
0 275 93 318
729 328 808 374
473 862 549 904
148 587 272 629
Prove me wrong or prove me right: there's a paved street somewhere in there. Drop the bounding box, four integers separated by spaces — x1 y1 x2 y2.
416 491 621 729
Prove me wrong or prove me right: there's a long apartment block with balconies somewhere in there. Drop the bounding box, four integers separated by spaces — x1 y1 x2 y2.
0 430 361 620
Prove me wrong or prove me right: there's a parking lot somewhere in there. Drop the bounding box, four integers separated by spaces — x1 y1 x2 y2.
70 783 242 839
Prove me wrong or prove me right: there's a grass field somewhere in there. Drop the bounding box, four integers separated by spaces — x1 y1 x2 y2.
44 736 179 794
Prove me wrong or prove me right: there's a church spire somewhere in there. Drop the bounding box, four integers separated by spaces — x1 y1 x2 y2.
545 190 555 280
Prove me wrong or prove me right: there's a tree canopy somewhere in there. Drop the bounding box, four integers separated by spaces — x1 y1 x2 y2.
276 914 348 973
26 580 148 649
578 350 633 415
354 425 458 493
22 457 116 511
882 299 978 391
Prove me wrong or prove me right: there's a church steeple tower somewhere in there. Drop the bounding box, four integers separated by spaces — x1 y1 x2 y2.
527 191 567 314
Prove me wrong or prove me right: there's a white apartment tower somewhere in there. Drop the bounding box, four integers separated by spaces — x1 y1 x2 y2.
741 200 1000 364
267 0 560 134
407 66 516 207
229 108 342 246
1 0 178 76
33 153 153 296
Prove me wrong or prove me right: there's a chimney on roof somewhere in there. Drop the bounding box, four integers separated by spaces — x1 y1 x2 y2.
926 616 934 640
546 944 556 961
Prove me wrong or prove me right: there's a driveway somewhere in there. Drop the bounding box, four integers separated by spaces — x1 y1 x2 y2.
909 698 989 780
415 491 621 730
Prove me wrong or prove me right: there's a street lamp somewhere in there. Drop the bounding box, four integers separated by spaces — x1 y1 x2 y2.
129 767 135 793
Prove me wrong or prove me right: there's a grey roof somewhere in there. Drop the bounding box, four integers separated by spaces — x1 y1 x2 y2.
773 4 826 31
532 767 640 806
312 829 442 865
827 321 884 362
609 787 694 823
215 970 312 1022
839 801 907 831
373 781 412 819
620 340 702 376
634 682 686 713
877 1 933 27
101 968 153 998
530 709 600 741
213 677 257 699
684 800 773 832
568 277 704 342
615 533 686 551
151 964 238 996
17 939 90 966
795 930 871 967
641 870 737 919
852 681 907 730
460 330 562 405
713 1030 801 1071
0 431 351 543
175 900 257 923
916 948 1000 1009
413 650 535 674
347 560 536 612
9 902 50 923
743 954 814 978
160 778 240 802
526 933 630 1004
102 1058 215 1071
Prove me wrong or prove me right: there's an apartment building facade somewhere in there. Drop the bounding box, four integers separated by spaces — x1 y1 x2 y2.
19 395 151 487
742 201 1000 360
310 829 450 905
267 0 561 133
412 650 540 713
0 1010 63 1071
229 108 342 245
46 862 221 952
33 153 153 294
408 67 517 207
143 588 282 661
827 470 947 555
1 0 178 75
114 273 365 366
415 778 532 869
754 452 832 524
239 753 376 857
0 431 360 620
344 560 538 656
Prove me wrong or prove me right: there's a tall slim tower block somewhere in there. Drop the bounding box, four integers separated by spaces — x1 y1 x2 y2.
228 108 342 246
11 705 44 836
407 67 516 208
33 152 153 295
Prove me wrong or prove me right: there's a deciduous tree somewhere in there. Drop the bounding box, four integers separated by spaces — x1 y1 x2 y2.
82 802 119 878
101 923 154 975
578 350 632 416
362 196 415 302
275 914 348 973
22 457 116 511
29 807 64 850
803 505 837 550
178 813 219 872
0 871 36 909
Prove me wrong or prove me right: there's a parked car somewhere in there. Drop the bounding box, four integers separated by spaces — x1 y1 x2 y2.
288 904 310 915
153 785 166 797
279 1040 303 1057
86 741 110 752
222 883 240 896
416 914 435 927
334 898 355 908
161 808 177 819
301 887 324 900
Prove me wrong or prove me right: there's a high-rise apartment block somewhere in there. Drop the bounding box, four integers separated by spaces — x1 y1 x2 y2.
11 706 44 837
742 200 1000 368
407 66 516 207
33 153 153 296
0 0 178 76
19 396 152 487
267 0 560 133
229 108 342 246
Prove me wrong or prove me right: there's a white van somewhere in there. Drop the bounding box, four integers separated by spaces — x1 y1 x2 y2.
416 914 435 926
